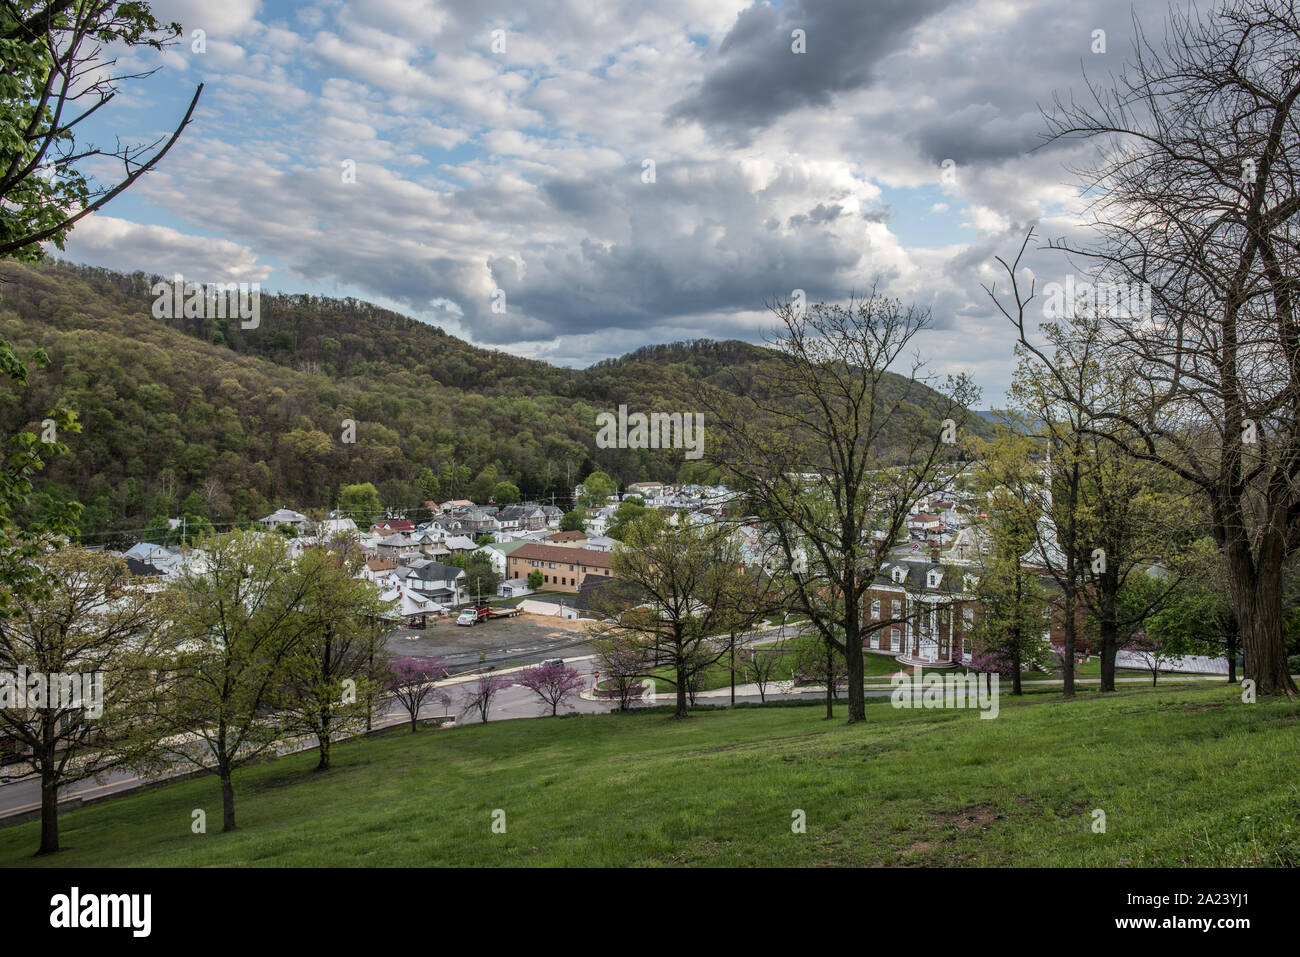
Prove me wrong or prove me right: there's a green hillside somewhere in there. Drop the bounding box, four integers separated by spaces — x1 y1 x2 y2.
0 684 1295 867
0 260 992 543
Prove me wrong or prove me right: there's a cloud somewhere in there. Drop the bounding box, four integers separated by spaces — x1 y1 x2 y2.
54 215 272 283
669 0 957 143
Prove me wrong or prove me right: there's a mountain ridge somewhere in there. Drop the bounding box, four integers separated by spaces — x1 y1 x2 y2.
0 259 990 543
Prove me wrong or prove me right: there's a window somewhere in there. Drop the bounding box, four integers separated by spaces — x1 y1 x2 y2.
963 608 974 629
870 599 881 619
962 636 972 656
890 629 900 652
870 631 879 649
891 599 901 618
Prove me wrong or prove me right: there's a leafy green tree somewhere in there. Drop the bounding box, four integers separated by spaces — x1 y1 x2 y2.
157 531 323 831
491 481 520 505
281 540 390 770
560 508 586 532
416 466 439 502
578 470 616 511
460 552 501 602
971 442 1050 695
598 512 751 718
527 568 543 590
606 497 648 541
0 546 170 854
0 1 200 259
338 482 382 527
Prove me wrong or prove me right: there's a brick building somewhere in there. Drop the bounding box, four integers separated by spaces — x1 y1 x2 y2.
506 544 613 592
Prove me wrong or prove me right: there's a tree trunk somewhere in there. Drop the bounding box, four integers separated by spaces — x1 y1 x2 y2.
1098 625 1118 692
1224 622 1237 684
37 766 59 855
844 615 865 722
1232 553 1294 696
729 635 735 707
1062 591 1076 698
1227 543 1298 696
316 734 331 771
219 764 237 832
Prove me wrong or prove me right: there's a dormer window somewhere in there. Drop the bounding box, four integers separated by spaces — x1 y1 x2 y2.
891 566 906 584
963 574 979 592
927 569 943 589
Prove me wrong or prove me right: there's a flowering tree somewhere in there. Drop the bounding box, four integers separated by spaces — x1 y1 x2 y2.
386 656 450 732
590 633 652 710
1125 631 1171 687
966 646 1019 679
460 672 512 723
515 661 585 716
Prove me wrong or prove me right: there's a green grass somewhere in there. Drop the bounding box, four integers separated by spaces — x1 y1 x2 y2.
2 684 1297 867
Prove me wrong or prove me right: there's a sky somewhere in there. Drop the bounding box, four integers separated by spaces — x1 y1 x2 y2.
54 0 1171 406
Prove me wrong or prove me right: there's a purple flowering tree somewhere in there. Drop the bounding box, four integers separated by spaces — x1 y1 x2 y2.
515 661 585 716
386 656 450 732
460 672 513 724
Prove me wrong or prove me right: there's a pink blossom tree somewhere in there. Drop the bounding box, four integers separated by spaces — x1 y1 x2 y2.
515 661 585 716
460 672 513 723
386 656 450 732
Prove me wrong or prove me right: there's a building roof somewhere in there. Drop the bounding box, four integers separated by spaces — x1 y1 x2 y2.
403 561 463 582
546 530 588 542
509 544 613 568
261 508 309 524
486 540 532 556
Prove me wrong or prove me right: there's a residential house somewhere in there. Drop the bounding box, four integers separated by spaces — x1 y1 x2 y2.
260 508 311 531
371 518 416 536
400 560 467 606
442 535 478 556
376 533 420 562
544 530 588 547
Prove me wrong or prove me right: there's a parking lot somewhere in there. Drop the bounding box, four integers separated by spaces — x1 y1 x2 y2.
384 612 597 672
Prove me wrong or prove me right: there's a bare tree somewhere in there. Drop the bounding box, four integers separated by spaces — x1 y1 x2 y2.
702 290 979 721
738 637 788 702
1000 1 1300 695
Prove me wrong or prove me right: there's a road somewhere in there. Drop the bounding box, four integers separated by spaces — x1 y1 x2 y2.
0 624 805 818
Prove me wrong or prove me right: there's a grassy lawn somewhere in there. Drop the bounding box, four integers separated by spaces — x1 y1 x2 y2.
1 684 1297 867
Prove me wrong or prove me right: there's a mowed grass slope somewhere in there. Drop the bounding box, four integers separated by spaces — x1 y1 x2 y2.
1 684 1297 867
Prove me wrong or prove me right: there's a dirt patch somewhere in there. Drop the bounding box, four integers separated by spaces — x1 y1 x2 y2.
935 803 1001 831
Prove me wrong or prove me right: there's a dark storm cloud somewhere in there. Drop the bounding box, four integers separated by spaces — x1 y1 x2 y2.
669 0 957 142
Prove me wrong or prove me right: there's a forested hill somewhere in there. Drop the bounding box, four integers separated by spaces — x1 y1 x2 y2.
0 260 990 543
